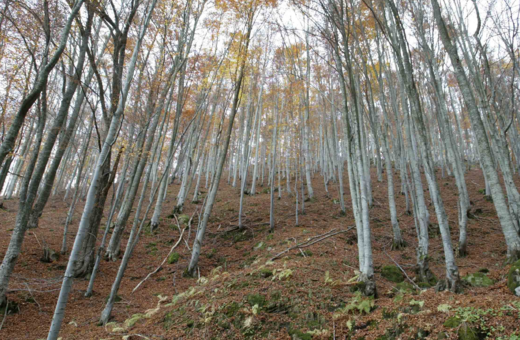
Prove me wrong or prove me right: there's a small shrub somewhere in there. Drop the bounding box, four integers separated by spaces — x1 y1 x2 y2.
334 292 375 317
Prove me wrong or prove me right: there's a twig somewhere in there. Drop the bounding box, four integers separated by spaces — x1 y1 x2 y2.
0 301 8 331
270 227 355 261
23 282 41 312
33 232 42 249
184 238 191 251
174 210 197 251
132 227 186 293
173 215 181 232
8 288 62 293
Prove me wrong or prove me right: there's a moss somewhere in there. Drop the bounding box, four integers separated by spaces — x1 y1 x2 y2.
182 268 195 278
222 228 255 243
381 265 405 283
428 223 441 238
394 282 415 294
349 281 366 293
444 316 462 328
417 281 432 289
258 268 273 278
178 214 190 225
463 272 494 287
246 294 266 308
507 260 520 295
167 252 180 264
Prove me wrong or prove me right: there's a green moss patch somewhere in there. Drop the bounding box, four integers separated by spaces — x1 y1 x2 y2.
463 272 494 287
257 268 273 278
443 316 462 328
393 281 416 294
178 214 190 225
381 265 405 283
167 252 180 264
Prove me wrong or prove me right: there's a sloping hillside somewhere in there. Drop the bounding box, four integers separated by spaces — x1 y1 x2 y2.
1 169 519 339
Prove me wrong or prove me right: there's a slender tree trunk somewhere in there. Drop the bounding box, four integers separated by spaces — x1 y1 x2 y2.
431 0 520 261
46 2 155 336
187 14 254 275
0 0 85 170
269 98 280 232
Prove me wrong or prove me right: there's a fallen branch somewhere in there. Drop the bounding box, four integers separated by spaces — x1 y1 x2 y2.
132 227 186 293
270 227 355 261
382 246 423 291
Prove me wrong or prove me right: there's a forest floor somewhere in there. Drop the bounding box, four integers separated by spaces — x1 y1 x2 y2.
1 168 520 340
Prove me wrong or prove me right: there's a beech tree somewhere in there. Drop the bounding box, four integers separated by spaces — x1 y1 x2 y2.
1 0 520 336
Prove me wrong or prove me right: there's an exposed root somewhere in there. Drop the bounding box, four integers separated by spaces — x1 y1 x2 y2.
457 243 468 258
391 239 407 250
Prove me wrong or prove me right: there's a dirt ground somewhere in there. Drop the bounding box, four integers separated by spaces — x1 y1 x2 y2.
1 168 519 339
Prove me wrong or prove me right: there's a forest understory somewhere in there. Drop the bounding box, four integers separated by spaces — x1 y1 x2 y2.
1 168 519 340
